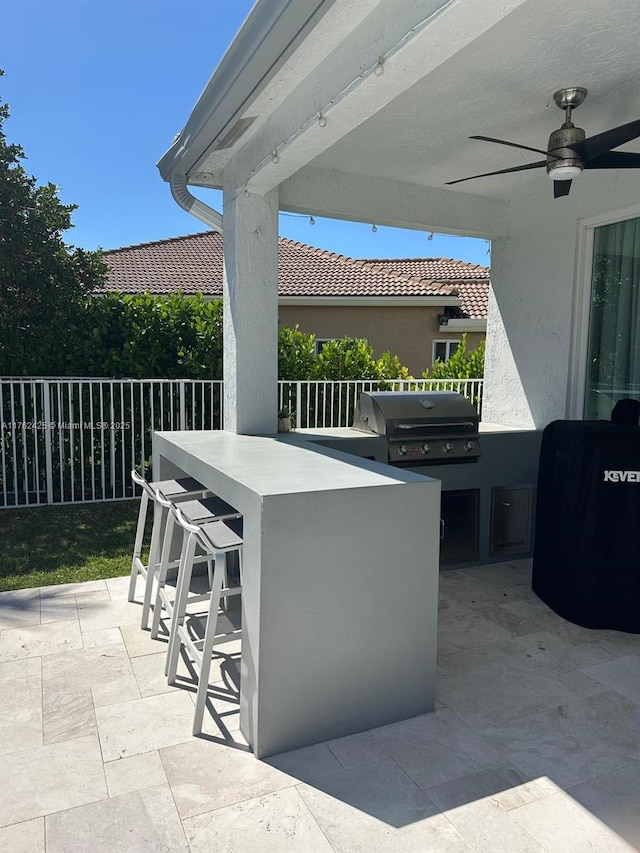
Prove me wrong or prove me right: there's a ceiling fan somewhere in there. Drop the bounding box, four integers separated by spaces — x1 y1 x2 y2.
446 87 640 198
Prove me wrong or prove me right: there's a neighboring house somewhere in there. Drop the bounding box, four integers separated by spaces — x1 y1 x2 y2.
101 232 489 375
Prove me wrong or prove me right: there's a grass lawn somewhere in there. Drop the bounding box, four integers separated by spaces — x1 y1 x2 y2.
0 500 142 592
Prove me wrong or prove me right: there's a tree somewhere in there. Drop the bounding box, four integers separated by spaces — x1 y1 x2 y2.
0 72 107 375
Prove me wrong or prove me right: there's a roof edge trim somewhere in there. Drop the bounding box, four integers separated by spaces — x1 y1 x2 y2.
279 296 462 307
157 0 338 182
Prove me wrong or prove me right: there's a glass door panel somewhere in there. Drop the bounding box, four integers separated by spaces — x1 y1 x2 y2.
584 217 640 419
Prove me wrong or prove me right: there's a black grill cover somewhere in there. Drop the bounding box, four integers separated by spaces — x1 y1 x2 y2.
532 420 640 633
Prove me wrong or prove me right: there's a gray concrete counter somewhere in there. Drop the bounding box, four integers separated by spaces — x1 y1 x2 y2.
153 430 440 758
290 426 543 566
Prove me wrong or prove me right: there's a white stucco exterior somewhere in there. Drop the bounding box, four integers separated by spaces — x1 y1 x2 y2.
485 177 640 428
222 187 280 434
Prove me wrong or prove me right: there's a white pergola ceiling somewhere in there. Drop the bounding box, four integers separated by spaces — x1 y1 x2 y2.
165 0 640 226
310 0 640 199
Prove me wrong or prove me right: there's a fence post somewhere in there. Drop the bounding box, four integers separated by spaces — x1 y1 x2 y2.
295 382 302 430
179 382 187 430
42 381 54 505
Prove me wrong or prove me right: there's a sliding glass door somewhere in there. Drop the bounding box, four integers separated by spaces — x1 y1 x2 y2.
584 216 640 419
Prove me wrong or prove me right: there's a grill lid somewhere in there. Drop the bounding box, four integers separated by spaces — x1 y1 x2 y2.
353 391 479 436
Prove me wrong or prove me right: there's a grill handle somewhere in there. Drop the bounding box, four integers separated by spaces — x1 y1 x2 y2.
395 421 476 431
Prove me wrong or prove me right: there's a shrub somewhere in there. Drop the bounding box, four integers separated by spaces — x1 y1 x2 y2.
73 292 224 379
422 334 484 380
310 337 410 380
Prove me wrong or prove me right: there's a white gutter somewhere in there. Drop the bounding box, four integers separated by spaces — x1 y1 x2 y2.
158 0 337 183
170 175 223 234
162 0 337 234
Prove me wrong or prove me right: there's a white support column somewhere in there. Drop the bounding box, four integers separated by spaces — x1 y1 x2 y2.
222 186 279 434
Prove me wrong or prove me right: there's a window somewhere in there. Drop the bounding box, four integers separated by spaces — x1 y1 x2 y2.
584 216 639 419
314 338 335 356
433 339 460 364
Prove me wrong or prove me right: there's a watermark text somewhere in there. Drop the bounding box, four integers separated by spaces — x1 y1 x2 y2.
6 421 131 430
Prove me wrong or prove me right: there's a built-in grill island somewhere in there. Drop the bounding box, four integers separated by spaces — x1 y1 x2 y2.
348 391 540 567
352 391 481 466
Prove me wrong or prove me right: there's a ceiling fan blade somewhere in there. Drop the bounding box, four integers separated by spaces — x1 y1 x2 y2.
446 160 546 186
584 150 640 169
470 135 560 160
568 119 640 161
553 180 572 198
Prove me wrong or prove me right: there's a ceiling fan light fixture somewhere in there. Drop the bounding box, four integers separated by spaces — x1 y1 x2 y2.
447 87 640 199
548 163 583 180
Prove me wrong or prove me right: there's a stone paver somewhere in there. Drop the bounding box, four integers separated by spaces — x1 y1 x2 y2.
0 657 43 755
0 734 107 826
0 817 45 853
183 787 334 853
104 750 168 798
0 561 638 852
45 785 188 853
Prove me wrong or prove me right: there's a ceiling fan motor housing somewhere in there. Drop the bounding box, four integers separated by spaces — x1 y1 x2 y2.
546 125 585 177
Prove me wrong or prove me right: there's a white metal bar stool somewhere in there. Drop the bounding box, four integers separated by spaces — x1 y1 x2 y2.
150 491 241 641
128 469 210 629
166 507 243 735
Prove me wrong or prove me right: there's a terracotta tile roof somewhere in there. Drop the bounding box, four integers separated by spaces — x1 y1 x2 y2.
101 232 489 318
358 257 490 280
101 232 223 297
451 279 490 319
358 258 490 318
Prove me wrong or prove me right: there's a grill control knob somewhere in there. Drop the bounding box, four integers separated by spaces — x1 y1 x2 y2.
464 440 476 452
442 441 453 454
398 444 408 456
421 443 430 455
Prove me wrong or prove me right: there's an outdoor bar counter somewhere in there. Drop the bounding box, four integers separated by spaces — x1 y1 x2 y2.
153 429 440 758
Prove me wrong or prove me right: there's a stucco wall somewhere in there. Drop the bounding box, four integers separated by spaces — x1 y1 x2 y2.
483 172 640 429
278 304 484 375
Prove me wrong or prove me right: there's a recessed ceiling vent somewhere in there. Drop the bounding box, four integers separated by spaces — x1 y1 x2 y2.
213 116 257 150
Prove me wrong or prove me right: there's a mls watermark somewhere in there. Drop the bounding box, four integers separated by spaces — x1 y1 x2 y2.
7 421 132 430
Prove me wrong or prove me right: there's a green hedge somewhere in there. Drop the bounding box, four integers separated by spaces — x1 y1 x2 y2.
1 292 224 379
76 292 224 379
3 291 413 381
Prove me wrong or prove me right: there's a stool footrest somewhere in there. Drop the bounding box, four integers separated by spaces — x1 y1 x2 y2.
177 626 243 663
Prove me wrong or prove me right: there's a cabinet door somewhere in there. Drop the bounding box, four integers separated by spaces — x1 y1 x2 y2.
440 490 480 567
490 486 532 556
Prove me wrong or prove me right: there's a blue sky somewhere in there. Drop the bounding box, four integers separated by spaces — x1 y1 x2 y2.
2 0 490 265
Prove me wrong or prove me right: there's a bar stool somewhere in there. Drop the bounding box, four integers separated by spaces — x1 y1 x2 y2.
150 491 241 642
166 506 243 735
128 469 210 630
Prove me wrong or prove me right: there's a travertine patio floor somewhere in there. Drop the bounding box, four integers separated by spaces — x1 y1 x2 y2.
1 559 638 852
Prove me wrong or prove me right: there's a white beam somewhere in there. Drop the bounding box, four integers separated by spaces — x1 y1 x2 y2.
279 166 508 238
223 187 280 434
223 0 528 195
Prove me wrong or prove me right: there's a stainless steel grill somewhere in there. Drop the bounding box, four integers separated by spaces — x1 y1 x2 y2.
352 391 481 465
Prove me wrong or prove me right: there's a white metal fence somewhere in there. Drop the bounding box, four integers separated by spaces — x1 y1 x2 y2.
1 377 483 508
